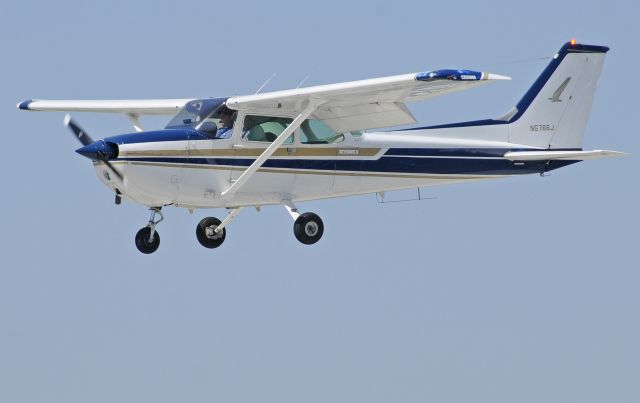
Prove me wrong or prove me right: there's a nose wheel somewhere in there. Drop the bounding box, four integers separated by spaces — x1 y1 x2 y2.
135 227 160 254
135 207 163 254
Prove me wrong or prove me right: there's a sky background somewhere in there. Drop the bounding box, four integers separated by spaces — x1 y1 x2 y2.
1 1 638 402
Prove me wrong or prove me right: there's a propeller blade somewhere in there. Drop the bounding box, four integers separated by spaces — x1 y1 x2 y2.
64 114 94 146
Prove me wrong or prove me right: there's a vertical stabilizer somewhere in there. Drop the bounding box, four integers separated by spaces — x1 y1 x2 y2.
507 42 609 149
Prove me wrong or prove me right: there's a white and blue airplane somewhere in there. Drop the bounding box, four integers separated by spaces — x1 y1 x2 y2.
18 41 624 253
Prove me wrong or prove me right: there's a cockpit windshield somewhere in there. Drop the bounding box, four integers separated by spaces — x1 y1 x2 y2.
165 98 228 129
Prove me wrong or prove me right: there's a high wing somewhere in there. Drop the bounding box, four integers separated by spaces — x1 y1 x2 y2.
17 69 509 133
227 69 510 133
17 99 193 115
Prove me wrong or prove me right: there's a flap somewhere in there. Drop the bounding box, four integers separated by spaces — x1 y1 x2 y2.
314 102 416 133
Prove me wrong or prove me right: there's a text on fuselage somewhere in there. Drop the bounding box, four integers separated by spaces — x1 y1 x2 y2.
530 124 555 132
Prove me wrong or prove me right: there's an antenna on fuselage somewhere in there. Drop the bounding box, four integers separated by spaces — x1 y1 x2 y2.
254 72 277 94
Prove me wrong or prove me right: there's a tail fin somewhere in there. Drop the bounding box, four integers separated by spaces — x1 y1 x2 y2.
506 42 609 149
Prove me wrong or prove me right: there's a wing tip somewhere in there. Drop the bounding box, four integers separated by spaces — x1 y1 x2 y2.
17 99 34 110
416 70 510 82
486 73 511 81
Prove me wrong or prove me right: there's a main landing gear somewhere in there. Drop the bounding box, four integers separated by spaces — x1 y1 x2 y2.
293 212 324 245
190 201 324 251
196 217 226 248
285 200 324 245
195 207 243 249
132 202 324 253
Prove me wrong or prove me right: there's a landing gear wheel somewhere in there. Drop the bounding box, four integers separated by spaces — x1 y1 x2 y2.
293 212 324 245
135 227 160 254
196 217 226 249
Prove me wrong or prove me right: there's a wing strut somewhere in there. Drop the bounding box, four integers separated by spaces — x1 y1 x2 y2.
127 114 145 132
213 207 245 234
221 100 325 197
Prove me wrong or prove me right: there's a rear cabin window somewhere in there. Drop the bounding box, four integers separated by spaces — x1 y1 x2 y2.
242 115 293 144
300 119 344 144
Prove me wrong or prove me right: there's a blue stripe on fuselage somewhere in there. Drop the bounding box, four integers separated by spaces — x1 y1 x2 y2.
384 148 531 157
117 153 578 175
105 129 195 144
383 147 581 157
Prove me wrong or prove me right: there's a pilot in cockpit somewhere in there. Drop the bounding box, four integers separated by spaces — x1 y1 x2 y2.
215 106 235 139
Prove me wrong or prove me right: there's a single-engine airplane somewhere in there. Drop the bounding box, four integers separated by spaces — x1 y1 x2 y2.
18 41 625 253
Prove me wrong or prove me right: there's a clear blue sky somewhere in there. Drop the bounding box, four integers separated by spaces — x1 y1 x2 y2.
1 1 638 402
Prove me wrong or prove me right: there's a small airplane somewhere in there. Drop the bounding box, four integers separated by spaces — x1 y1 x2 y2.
18 41 625 253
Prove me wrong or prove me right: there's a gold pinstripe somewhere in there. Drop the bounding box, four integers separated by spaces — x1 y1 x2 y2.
110 161 489 180
118 147 381 158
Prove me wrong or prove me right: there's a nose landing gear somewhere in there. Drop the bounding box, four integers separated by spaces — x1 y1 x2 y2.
135 207 163 254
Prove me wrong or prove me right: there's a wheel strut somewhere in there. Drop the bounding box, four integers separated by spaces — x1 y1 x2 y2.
146 207 164 243
135 207 163 254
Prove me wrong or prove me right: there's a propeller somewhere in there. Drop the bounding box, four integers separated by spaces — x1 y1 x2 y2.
64 114 94 146
64 114 124 181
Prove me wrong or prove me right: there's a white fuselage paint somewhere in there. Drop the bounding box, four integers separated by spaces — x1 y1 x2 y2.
95 128 523 209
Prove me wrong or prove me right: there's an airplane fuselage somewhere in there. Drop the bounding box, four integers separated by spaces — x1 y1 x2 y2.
96 126 576 209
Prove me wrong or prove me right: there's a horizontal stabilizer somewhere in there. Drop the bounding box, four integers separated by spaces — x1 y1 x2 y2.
504 149 628 161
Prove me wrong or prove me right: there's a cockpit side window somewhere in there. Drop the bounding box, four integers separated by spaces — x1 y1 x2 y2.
198 107 236 139
242 115 294 144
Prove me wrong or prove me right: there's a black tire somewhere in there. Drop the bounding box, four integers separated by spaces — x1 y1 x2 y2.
196 217 226 249
293 212 324 245
135 227 160 254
